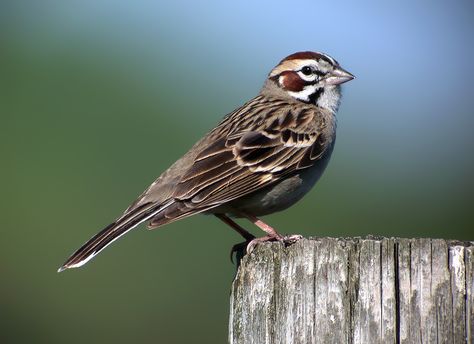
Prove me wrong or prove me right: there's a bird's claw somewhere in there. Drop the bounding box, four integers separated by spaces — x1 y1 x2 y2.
230 240 251 264
246 233 303 254
281 234 303 245
230 234 303 263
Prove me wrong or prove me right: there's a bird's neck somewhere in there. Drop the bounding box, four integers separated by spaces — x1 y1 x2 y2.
314 85 341 114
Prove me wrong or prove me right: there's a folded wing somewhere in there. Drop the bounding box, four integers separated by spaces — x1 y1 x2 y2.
148 102 330 227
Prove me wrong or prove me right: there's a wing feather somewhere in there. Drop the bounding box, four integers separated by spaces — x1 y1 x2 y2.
148 99 333 228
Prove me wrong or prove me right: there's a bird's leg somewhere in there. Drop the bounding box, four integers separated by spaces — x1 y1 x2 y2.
243 214 302 253
215 214 255 241
215 213 302 258
215 214 255 263
243 214 283 239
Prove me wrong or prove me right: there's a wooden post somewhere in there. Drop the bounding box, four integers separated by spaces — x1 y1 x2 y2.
229 237 474 344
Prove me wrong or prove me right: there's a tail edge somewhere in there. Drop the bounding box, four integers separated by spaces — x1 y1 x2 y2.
58 202 171 272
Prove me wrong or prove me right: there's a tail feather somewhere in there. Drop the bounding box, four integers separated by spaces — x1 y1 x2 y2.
58 202 170 272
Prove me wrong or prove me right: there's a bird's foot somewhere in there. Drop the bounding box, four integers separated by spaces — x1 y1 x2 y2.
239 214 302 252
230 234 303 264
281 234 303 245
246 233 303 254
230 235 277 264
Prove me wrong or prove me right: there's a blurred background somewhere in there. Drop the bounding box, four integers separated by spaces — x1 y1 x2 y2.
1 0 473 343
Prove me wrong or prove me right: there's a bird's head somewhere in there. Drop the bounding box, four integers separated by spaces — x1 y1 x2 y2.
263 51 354 112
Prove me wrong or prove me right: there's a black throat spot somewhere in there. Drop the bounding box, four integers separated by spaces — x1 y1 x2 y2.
308 88 324 104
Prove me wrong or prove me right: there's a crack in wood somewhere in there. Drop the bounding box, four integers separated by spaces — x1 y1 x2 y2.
394 241 401 344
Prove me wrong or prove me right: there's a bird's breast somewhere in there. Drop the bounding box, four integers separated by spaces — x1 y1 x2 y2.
213 139 335 217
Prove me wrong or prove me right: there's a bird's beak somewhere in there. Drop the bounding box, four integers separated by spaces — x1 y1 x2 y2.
323 67 355 86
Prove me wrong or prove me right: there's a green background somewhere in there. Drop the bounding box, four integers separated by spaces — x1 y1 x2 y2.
1 1 473 343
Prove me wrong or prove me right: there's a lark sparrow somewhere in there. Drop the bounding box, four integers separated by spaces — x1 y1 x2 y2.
59 51 354 271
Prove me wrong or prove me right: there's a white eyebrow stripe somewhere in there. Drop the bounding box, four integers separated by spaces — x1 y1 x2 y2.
270 60 320 77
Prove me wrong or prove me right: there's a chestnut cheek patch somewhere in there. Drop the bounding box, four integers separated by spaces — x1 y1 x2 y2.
279 71 306 92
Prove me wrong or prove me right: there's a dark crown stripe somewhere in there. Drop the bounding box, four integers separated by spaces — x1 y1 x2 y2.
280 51 337 66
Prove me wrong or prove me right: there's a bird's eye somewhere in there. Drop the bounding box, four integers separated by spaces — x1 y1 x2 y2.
301 66 313 75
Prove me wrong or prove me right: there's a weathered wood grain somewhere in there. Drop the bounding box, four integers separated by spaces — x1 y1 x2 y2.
229 237 474 344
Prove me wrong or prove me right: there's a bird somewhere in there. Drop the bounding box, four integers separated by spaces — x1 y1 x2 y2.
58 51 354 272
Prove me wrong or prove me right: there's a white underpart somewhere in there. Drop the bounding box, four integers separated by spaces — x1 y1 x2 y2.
317 86 340 113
